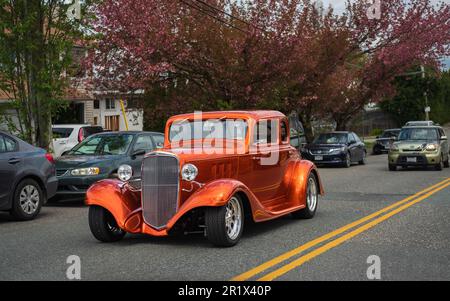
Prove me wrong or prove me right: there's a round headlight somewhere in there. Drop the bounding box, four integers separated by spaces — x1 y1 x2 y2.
118 164 133 182
181 164 198 181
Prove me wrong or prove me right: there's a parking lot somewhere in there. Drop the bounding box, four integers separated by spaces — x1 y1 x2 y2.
1 153 449 281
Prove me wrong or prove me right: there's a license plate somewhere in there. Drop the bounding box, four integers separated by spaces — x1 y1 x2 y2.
315 156 323 161
406 157 417 163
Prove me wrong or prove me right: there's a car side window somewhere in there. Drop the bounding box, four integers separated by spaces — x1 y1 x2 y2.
4 136 16 152
152 135 164 148
0 136 5 153
133 135 154 152
280 121 288 143
348 133 355 143
353 133 361 143
254 119 279 145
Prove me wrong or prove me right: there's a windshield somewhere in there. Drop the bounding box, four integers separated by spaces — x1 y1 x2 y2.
382 131 400 138
398 128 438 141
169 120 248 142
313 133 348 144
68 134 133 156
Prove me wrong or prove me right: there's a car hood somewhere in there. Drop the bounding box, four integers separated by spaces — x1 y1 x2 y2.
56 155 122 169
394 140 436 149
306 143 346 149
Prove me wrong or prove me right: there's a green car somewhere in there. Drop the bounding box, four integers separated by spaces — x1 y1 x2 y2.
388 125 449 171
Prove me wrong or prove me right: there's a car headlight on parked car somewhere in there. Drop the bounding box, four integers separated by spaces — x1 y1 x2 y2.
390 144 399 152
118 164 133 182
329 147 346 154
425 144 438 151
71 167 100 176
181 164 198 181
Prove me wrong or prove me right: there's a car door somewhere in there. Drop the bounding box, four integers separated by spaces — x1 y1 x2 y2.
353 133 365 161
0 134 20 208
248 119 284 204
439 128 449 158
347 133 359 162
129 134 155 177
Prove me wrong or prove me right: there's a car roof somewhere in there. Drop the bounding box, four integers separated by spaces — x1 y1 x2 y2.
93 131 163 135
52 124 93 127
168 110 286 121
319 131 351 134
402 125 442 129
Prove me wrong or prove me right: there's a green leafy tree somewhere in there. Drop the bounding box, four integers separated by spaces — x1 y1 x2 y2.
0 0 88 149
380 69 450 126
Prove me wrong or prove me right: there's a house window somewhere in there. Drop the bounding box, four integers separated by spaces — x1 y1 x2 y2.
105 99 116 110
93 116 98 125
94 100 100 109
105 115 120 131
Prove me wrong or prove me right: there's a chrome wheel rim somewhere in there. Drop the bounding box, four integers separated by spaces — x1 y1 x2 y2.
19 185 40 215
225 197 242 240
106 213 124 235
306 177 318 212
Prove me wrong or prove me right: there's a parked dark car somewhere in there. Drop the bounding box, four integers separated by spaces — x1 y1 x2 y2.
302 131 367 167
0 131 58 220
53 131 164 200
288 113 308 151
373 129 401 155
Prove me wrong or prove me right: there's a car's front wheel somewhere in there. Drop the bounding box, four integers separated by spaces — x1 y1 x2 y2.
88 206 126 242
205 194 244 247
444 155 450 168
343 152 351 168
435 154 444 171
389 164 397 171
292 173 319 219
11 179 43 221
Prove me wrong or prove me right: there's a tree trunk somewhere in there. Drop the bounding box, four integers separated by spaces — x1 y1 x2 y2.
298 112 314 143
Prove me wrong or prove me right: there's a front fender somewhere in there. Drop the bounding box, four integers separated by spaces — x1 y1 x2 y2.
85 179 141 229
166 179 259 228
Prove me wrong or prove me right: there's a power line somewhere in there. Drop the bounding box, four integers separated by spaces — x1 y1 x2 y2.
193 0 263 32
179 0 250 34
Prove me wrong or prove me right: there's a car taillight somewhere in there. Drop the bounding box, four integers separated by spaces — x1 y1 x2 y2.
78 128 84 142
45 153 55 164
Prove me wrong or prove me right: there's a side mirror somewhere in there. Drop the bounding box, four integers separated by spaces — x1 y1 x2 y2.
132 149 146 158
376 136 380 139
348 140 356 145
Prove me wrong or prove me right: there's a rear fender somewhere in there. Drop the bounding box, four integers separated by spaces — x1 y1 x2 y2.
287 160 324 207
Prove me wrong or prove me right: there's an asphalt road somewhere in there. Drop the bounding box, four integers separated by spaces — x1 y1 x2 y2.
1 154 449 281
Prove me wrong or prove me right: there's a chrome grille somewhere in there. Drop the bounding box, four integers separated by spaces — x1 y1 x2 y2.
141 154 179 229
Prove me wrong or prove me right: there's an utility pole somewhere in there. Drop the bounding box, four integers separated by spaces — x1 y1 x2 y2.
421 65 430 121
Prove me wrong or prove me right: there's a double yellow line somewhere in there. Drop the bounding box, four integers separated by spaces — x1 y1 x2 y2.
232 177 450 281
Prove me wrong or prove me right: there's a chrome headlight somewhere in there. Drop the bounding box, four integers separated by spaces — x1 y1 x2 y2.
118 164 133 182
71 167 100 176
425 144 438 151
181 164 198 181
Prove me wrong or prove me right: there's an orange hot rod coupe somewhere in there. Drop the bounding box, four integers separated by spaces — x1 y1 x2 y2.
86 111 324 247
